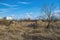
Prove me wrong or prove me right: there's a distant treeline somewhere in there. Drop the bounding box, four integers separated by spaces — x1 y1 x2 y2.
0 18 60 26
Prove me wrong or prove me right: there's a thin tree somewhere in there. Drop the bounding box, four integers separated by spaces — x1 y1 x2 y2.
40 4 55 28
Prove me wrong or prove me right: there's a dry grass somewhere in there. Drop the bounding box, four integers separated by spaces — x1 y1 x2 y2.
0 20 60 40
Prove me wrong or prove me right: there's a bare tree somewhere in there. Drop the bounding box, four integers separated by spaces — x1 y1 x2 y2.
40 4 55 28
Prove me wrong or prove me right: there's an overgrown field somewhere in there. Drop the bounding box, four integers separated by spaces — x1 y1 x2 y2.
0 20 60 40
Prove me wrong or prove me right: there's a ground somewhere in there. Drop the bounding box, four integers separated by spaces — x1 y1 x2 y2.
0 20 60 40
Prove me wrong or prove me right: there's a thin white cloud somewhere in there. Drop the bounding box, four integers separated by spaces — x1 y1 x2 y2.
24 12 34 19
54 10 60 13
0 9 9 14
53 10 60 17
19 2 30 4
0 7 18 14
0 2 18 7
54 10 60 15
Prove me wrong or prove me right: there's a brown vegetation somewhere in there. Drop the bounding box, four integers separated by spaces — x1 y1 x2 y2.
0 20 60 40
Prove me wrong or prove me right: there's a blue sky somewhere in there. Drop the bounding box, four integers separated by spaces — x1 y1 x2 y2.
0 0 60 19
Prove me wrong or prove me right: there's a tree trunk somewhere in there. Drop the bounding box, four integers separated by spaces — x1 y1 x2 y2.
33 20 37 29
46 20 50 28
